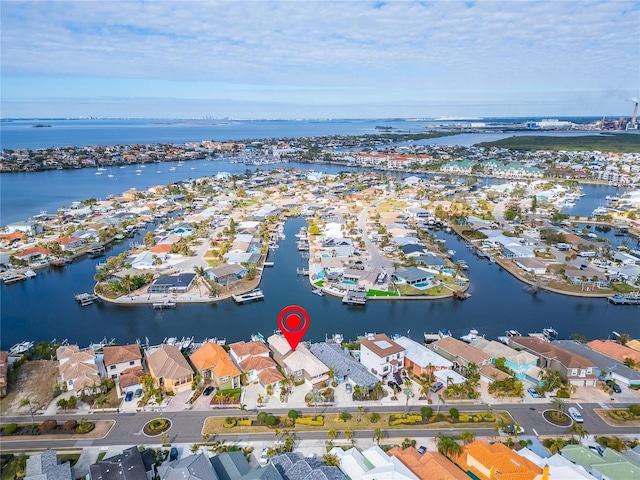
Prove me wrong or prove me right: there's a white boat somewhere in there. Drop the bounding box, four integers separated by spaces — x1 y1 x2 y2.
95 171 103 175
460 329 483 343
24 269 36 278
9 341 34 355
592 207 608 216
312 288 325 296
447 249 456 257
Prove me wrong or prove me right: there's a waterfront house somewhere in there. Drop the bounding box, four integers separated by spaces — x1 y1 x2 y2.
393 267 434 287
190 342 241 390
471 338 538 380
90 446 155 480
514 257 548 275
55 236 86 251
56 345 101 396
553 340 640 387
430 337 492 370
309 342 378 388
560 445 640 480
103 344 143 379
586 340 640 367
146 344 194 394
0 351 8 397
228 340 282 388
25 449 73 480
393 336 453 375
14 246 51 263
360 333 406 380
456 440 545 480
509 337 597 387
147 273 196 293
208 264 248 286
282 346 330 390
329 445 418 480
268 333 294 365
386 447 470 480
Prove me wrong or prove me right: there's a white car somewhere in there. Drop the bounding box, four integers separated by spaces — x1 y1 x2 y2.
259 447 270 465
568 407 583 423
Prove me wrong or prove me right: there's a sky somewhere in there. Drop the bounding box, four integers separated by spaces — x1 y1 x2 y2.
1 0 639 119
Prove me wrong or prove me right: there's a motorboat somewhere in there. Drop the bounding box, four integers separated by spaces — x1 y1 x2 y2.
543 327 558 341
460 329 483 343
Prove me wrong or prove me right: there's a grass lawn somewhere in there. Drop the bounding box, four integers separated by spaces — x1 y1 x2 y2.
0 456 21 480
366 289 399 297
395 284 425 296
57 454 80 467
314 280 325 287
203 410 514 436
96 452 107 462
375 201 409 212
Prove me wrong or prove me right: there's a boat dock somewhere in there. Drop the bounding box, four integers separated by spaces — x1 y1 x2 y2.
342 291 367 306
296 268 309 276
264 262 274 267
607 293 640 305
423 332 440 344
232 289 265 304
453 290 471 300
153 300 177 309
75 292 98 306
3 273 26 284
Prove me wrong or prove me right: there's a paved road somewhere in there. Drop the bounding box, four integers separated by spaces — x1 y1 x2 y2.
2 402 638 450
357 200 394 271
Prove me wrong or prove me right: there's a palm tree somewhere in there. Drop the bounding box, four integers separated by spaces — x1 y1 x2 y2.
552 398 566 413
605 436 628 452
373 381 384 400
19 398 35 423
357 406 364 422
569 422 589 443
546 437 566 455
403 385 415 418
310 389 324 418
327 367 336 384
238 403 247 413
461 431 475 445
327 429 337 440
344 428 353 440
372 427 384 445
95 395 108 412
436 434 463 461
257 394 264 407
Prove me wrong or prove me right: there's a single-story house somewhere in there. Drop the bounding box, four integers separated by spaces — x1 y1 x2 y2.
309 342 378 388
147 273 196 293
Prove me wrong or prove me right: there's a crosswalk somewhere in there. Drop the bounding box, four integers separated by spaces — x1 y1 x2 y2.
598 402 610 409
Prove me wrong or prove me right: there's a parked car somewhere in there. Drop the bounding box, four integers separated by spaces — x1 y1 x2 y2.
568 407 584 423
345 383 352 394
417 445 427 454
259 447 270 465
124 391 133 402
388 380 399 391
527 387 541 398
502 424 524 435
430 382 444 393
606 380 622 393
203 386 214 396
169 447 179 462
134 388 143 398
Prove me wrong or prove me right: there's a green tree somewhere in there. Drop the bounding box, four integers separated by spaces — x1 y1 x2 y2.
19 398 35 423
461 431 475 445
322 453 340 467
372 427 384 445
436 434 463 460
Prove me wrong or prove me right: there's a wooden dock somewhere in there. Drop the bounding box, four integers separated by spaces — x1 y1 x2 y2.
232 289 265 304
153 300 177 309
607 293 640 305
3 273 26 285
453 290 471 300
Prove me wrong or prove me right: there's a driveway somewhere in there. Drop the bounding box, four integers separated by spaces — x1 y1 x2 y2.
357 200 394 271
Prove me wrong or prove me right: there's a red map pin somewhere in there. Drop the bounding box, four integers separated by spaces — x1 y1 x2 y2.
278 305 309 351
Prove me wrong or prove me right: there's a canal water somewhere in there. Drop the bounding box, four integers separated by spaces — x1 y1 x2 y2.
2 216 638 351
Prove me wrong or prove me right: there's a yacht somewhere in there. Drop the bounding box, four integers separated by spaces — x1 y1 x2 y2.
438 329 452 339
460 329 483 343
543 327 558 341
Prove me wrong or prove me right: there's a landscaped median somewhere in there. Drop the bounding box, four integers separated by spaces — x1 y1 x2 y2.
202 408 514 436
0 419 115 441
594 404 640 427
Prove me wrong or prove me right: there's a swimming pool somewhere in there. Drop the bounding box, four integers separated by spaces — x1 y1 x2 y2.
342 280 356 285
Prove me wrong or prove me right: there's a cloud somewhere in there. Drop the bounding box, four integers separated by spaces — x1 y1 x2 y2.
1 0 638 117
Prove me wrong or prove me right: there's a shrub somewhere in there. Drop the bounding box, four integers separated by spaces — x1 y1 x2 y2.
3 423 18 435
288 410 299 419
449 408 459 419
257 412 268 423
40 419 57 432
62 420 78 431
420 406 433 418
223 417 237 428
459 414 470 422
296 416 324 426
389 414 422 426
556 388 570 398
264 415 280 427
629 404 640 416
482 413 495 422
76 420 95 434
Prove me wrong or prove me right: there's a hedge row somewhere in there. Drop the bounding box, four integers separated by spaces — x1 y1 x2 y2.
389 414 422 426
296 416 324 426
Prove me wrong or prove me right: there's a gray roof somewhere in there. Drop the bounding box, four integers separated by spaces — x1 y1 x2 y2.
269 453 345 480
90 447 155 480
309 343 378 387
210 452 251 480
158 454 219 480
25 449 73 480
553 340 640 382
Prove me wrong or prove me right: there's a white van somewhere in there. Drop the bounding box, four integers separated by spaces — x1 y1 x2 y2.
568 407 583 423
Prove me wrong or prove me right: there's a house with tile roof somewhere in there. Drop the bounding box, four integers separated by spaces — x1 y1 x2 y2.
103 344 143 380
386 446 469 480
56 345 101 396
561 445 640 480
394 336 453 376
146 344 194 394
309 342 378 388
509 337 597 387
282 345 330 390
429 337 493 369
586 340 640 367
471 338 538 379
268 333 294 365
360 333 406 380
189 342 241 390
229 340 270 364
456 440 546 480
626 339 640 353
